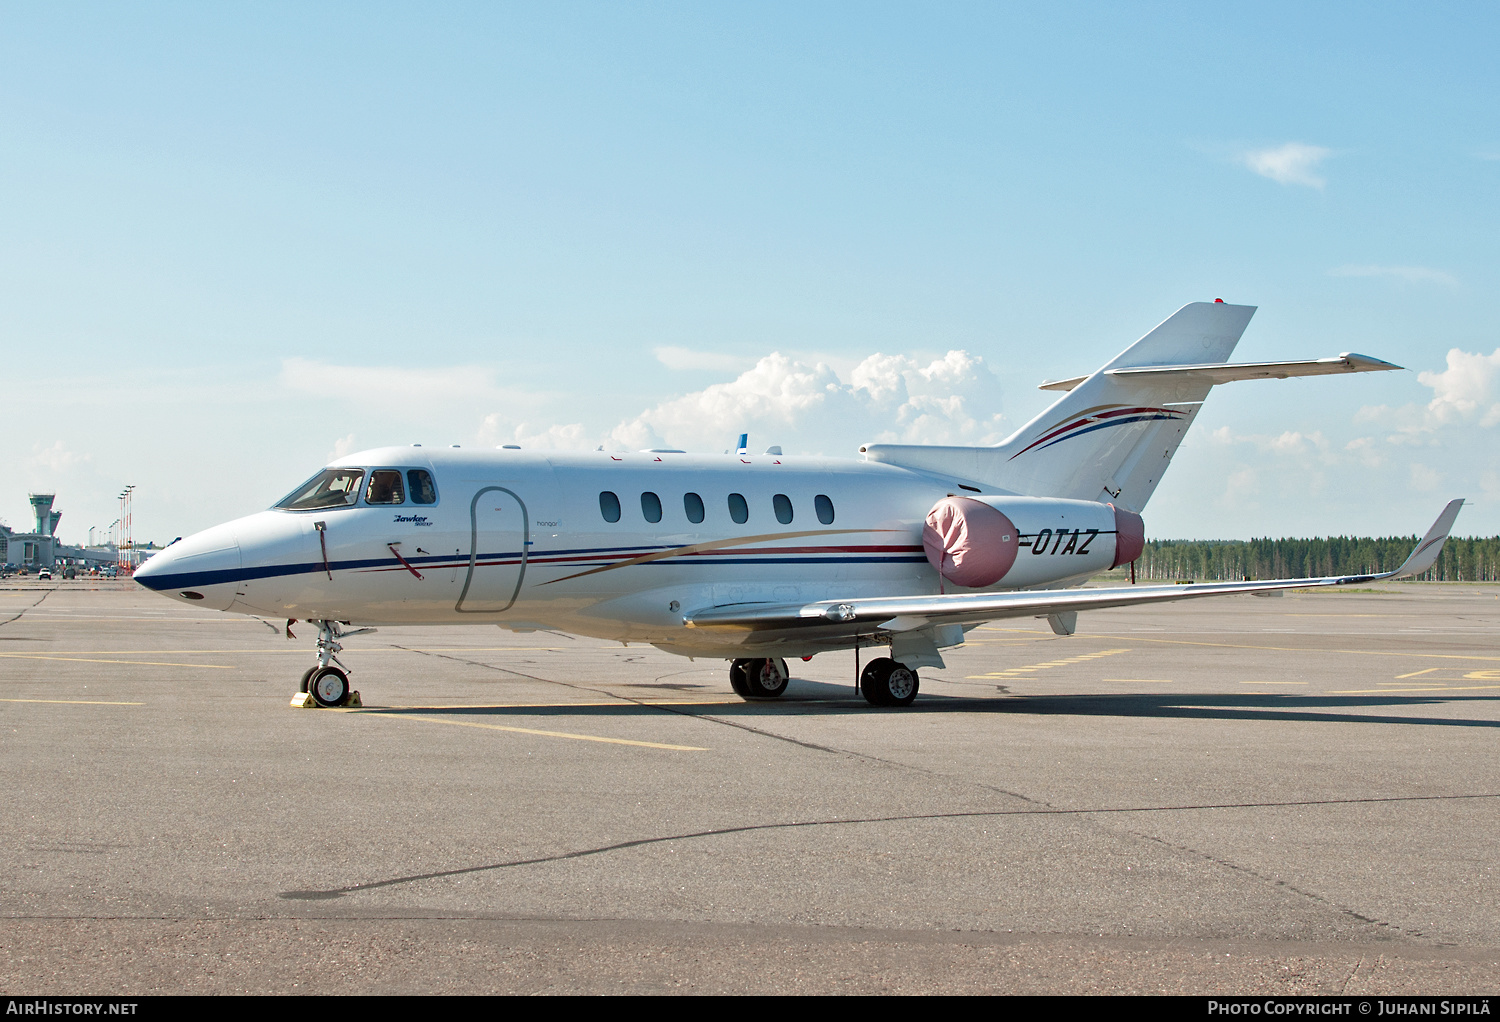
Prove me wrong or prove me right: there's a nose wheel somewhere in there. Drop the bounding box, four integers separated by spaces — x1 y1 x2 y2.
729 657 790 699
307 666 351 707
290 619 372 708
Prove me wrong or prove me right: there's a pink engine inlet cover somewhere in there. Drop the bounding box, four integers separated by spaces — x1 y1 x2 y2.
922 496 1019 588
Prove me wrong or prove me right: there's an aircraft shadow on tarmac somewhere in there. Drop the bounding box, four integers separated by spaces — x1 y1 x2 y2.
361 680 1500 730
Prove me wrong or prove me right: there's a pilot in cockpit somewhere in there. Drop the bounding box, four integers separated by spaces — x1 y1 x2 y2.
365 470 405 505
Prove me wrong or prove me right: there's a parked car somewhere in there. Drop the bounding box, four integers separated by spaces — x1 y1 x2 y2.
37 568 52 580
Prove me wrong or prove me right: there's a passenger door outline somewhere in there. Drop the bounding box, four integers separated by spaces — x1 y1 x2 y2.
455 486 529 613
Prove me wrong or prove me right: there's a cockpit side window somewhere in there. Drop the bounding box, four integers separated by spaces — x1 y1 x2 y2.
275 469 366 511
366 470 406 505
407 469 438 505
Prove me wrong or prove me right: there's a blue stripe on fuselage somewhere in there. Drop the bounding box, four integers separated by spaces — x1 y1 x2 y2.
135 549 924 590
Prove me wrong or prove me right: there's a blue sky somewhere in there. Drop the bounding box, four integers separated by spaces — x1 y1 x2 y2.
3 2 1497 542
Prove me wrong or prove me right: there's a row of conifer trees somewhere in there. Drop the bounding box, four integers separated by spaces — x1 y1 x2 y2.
1134 536 1500 582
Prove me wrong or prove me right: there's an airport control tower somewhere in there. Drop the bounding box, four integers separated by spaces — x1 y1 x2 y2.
30 494 55 536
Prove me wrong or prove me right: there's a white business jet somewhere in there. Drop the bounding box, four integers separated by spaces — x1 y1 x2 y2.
135 301 1462 708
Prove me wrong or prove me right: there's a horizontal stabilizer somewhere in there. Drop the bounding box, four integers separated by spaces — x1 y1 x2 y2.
1039 353 1403 392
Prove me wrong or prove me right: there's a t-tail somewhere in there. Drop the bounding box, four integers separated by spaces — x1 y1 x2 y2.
861 300 1399 512
989 300 1255 510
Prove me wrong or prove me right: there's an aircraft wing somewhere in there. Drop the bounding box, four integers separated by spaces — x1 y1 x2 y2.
684 499 1464 635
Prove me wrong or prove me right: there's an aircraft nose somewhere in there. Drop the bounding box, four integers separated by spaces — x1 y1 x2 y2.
133 523 243 609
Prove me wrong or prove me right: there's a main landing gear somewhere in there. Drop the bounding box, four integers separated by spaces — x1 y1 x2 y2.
290 619 375 708
858 657 919 707
725 654 920 707
728 657 790 699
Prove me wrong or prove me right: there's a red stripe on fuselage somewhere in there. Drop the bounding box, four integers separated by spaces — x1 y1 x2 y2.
351 543 927 575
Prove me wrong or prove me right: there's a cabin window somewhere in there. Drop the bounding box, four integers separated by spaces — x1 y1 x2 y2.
407 469 438 505
599 491 621 523
772 493 793 525
641 491 663 523
275 469 365 511
727 492 749 524
815 494 835 525
684 492 705 524
365 470 405 505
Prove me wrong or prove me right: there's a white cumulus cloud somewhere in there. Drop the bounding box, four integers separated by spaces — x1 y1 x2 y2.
609 350 1006 454
477 416 592 450
1209 426 1331 458
1239 142 1332 187
26 440 90 472
330 433 359 460
1352 347 1500 442
1417 348 1500 428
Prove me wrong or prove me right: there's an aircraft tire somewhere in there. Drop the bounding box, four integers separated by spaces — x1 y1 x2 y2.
728 659 753 698
860 657 918 707
308 666 350 707
744 657 789 698
298 667 316 693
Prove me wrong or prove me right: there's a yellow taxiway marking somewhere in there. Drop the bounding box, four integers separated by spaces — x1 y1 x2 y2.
1396 667 1443 679
0 654 234 669
0 698 144 705
1241 680 1308 685
370 700 746 710
358 712 708 751
1085 633 1500 663
0 647 569 655
1330 685 1500 695
1103 678 1173 683
968 648 1132 680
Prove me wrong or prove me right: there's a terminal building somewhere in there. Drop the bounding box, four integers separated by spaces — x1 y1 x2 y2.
0 494 118 571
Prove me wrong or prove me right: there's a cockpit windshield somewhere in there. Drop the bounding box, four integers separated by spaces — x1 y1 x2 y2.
276 469 366 511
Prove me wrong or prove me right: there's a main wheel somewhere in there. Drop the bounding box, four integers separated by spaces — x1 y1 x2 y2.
728 659 752 698
744 657 789 698
860 657 919 707
308 666 350 707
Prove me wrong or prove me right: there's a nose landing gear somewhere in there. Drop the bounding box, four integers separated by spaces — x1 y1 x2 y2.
290 619 376 708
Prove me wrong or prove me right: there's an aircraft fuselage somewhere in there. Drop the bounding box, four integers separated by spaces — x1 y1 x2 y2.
134 445 1126 658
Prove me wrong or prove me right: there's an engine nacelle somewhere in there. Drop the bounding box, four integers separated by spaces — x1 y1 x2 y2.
922 495 1144 589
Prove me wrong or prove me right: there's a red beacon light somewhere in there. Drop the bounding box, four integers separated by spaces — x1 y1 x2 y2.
1214 298 1224 303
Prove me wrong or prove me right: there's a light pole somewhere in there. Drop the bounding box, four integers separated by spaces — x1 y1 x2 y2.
125 485 135 570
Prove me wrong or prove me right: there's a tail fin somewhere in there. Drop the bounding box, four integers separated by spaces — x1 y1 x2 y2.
860 302 1257 510
993 301 1256 510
